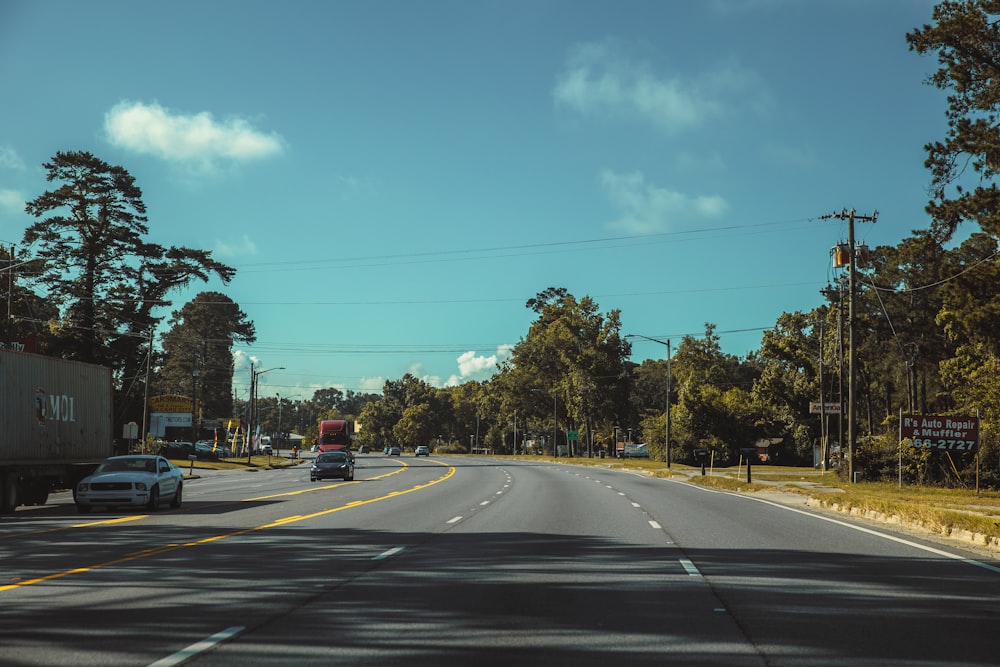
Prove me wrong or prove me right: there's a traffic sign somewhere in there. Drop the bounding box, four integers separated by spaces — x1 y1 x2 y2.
566 430 579 441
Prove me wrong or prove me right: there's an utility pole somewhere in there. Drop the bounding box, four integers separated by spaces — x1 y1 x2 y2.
142 327 153 453
247 362 255 464
6 244 13 327
819 208 877 482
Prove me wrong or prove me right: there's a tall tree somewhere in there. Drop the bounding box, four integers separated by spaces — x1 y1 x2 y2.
355 374 438 450
22 151 236 376
497 288 631 454
753 311 824 463
671 324 761 464
907 1 1000 241
156 292 255 422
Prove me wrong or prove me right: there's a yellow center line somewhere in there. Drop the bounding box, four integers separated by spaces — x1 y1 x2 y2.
244 461 408 502
0 514 148 541
0 461 453 593
0 461 409 540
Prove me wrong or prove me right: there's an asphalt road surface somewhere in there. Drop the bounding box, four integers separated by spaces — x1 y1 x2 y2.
1 454 998 666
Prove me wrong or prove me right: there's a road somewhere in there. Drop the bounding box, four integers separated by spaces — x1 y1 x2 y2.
0 454 998 666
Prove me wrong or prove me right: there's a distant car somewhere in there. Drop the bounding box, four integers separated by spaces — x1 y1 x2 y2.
262 444 273 455
75 455 183 513
387 447 401 456
414 445 430 456
310 451 355 482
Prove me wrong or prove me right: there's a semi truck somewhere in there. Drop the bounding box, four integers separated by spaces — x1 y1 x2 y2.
0 347 113 514
317 419 352 454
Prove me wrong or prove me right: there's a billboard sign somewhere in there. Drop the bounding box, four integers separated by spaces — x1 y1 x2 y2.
901 414 979 453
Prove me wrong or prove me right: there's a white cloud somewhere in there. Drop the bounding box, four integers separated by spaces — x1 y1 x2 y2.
600 169 728 234
0 146 26 171
407 345 512 389
0 188 25 213
450 345 512 385
456 350 498 377
104 101 284 170
553 39 763 133
213 234 258 259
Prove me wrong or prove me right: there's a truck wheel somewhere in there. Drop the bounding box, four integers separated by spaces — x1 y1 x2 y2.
169 483 182 508
0 473 19 514
146 485 160 511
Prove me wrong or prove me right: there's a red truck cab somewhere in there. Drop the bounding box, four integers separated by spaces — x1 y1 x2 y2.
318 419 353 457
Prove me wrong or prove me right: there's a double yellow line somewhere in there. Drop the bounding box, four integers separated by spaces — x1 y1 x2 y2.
0 461 454 593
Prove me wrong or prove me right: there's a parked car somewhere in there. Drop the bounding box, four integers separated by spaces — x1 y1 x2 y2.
310 451 355 482
387 446 401 456
414 445 430 456
75 455 183 513
196 440 233 458
159 441 196 459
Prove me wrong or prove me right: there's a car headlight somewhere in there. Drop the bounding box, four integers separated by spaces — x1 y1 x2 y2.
78 483 89 492
135 482 147 491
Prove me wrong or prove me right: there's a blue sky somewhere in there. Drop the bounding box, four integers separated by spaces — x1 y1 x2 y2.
0 0 946 401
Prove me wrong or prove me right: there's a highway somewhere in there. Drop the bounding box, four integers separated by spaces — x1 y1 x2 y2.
0 453 998 666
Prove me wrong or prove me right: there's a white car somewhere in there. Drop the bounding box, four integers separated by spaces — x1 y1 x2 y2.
75 455 183 513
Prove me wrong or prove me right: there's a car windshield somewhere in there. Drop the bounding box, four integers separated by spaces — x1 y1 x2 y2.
98 458 155 473
318 453 347 463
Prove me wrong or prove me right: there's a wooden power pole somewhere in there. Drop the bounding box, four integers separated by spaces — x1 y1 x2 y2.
820 208 877 482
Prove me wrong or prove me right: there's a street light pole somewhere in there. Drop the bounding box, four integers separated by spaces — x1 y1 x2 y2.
276 392 282 454
246 366 285 464
190 365 200 450
626 334 672 468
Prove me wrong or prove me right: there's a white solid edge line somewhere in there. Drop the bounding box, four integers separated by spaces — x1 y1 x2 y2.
681 480 1000 574
148 626 245 667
